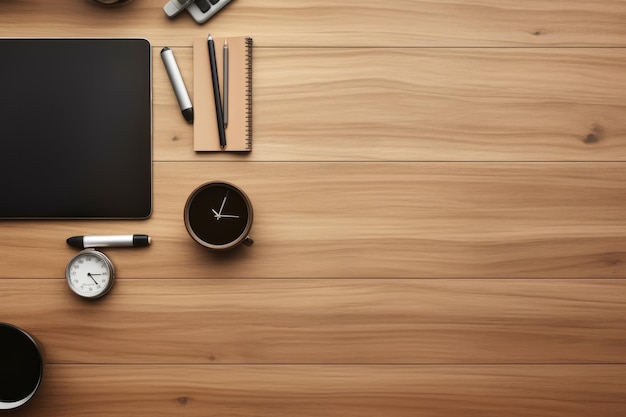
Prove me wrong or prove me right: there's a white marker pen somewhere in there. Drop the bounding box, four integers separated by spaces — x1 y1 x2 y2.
67 235 151 249
161 47 194 122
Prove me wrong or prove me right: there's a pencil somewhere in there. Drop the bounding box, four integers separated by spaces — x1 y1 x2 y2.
223 39 229 127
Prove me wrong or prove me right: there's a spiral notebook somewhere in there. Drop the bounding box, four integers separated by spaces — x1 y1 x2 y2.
193 36 253 152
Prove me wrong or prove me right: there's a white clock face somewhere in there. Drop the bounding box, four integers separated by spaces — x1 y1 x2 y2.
66 250 114 298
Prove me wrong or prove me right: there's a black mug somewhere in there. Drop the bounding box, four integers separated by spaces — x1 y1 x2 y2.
0 323 44 410
184 181 254 251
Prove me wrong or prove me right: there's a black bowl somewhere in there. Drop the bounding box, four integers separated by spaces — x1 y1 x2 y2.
0 323 44 410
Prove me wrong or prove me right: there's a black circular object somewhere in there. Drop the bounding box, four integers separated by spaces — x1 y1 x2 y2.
0 323 44 410
184 181 254 250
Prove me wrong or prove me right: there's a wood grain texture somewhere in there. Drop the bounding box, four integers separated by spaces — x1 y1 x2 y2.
1 279 624 364
1 0 626 47
155 47 626 162
8 365 626 417
0 1 625 416
1 162 625 279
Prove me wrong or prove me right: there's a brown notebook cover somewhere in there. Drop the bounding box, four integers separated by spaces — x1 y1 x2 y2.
193 36 253 151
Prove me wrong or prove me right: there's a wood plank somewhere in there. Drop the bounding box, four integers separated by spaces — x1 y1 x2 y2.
155 47 626 162
1 0 626 47
9 365 626 417
1 279 624 364
1 162 626 279
2 3 625 417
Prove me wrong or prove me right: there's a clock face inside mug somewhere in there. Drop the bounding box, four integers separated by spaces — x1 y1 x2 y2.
185 182 253 250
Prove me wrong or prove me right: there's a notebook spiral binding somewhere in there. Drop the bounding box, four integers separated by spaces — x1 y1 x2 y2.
245 37 253 150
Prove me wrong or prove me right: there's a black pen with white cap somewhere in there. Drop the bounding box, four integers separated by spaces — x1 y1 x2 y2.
67 234 151 249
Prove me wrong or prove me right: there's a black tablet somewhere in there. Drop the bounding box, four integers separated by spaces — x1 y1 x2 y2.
0 38 152 219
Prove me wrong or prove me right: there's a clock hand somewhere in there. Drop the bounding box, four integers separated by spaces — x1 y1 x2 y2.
219 214 240 219
87 272 99 285
218 192 229 216
212 191 232 220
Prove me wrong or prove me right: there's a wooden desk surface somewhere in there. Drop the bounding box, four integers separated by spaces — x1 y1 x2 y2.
1 1 625 415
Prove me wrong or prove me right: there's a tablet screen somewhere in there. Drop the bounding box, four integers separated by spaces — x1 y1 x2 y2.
0 38 152 218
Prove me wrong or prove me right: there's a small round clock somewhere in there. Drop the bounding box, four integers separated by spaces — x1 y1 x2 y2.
184 181 254 250
65 249 115 298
